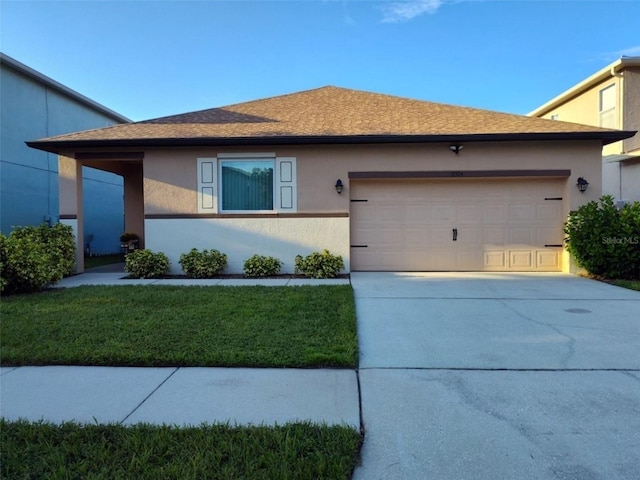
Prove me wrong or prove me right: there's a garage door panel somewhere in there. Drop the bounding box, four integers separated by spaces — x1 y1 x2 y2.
406 228 428 246
406 206 430 222
510 250 534 269
430 227 453 246
537 204 562 221
432 204 455 222
381 228 403 245
484 251 507 269
536 249 561 269
510 204 535 222
510 228 534 244
457 226 482 244
350 179 564 272
536 227 562 245
483 227 506 244
457 205 481 223
484 204 508 223
379 206 403 223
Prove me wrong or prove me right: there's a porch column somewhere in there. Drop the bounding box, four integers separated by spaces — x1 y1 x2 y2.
123 163 145 248
59 155 84 273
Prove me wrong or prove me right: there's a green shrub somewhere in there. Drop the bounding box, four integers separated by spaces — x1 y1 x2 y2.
294 249 345 279
0 223 76 295
243 254 282 277
179 248 227 278
124 249 170 279
564 196 640 279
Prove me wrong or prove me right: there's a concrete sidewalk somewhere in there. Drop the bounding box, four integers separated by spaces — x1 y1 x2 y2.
0 366 360 428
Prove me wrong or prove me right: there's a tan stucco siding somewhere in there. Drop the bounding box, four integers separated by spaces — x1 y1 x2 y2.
623 67 640 154
144 149 198 214
294 142 602 214
140 142 602 216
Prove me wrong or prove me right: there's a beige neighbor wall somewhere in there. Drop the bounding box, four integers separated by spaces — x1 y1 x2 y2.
539 76 623 156
142 141 602 273
623 67 640 154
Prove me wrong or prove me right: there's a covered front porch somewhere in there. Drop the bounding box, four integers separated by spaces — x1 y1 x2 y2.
59 152 144 273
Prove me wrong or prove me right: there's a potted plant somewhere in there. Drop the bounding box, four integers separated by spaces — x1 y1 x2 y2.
120 232 139 252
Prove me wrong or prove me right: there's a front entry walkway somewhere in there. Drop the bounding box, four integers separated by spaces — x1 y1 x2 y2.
351 272 640 480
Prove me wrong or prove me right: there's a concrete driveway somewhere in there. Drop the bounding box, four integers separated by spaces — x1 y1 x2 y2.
351 272 640 480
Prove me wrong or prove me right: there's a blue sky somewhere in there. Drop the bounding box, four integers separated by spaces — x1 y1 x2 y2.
2 0 639 121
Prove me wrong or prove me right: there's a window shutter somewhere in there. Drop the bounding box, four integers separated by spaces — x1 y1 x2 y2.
197 158 218 213
275 157 297 212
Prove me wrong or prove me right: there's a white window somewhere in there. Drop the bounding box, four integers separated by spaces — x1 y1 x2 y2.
550 114 559 121
197 155 297 213
599 84 616 128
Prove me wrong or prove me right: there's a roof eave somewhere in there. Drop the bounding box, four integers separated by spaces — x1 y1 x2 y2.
26 130 636 154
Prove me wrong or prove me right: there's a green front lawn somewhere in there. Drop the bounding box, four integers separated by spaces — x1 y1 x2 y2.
84 254 124 269
1 420 362 480
0 285 358 368
610 279 640 292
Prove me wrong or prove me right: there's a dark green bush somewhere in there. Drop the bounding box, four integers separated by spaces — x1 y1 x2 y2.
1 223 76 295
243 254 282 277
179 248 227 278
564 196 640 279
124 249 170 279
294 249 345 279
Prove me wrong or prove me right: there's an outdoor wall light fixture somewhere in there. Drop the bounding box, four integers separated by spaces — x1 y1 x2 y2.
576 177 589 193
449 144 464 155
335 179 344 194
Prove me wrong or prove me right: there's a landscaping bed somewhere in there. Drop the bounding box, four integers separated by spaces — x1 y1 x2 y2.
0 285 358 368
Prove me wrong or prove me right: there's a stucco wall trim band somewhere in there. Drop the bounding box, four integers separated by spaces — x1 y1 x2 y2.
145 213 349 219
349 169 571 179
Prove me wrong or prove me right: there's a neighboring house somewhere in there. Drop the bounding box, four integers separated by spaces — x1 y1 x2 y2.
529 56 640 204
27 86 635 274
0 53 129 254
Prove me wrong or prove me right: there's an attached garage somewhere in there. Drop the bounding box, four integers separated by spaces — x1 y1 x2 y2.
350 173 567 272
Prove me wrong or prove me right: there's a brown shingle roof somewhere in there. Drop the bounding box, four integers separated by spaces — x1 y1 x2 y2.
27 86 635 150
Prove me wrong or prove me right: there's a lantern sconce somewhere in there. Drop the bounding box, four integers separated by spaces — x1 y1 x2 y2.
449 144 464 155
335 179 344 194
576 177 589 193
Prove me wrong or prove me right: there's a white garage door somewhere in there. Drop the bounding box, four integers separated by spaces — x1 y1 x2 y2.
350 178 565 271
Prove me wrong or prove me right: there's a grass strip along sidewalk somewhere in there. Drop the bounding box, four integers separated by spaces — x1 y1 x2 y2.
0 285 362 479
0 285 357 368
1 420 362 480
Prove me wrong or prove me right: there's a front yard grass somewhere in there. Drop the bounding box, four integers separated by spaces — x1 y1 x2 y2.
0 419 362 480
84 253 124 269
0 285 357 368
609 279 640 292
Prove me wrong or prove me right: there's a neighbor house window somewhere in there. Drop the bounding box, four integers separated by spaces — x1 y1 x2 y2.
550 114 559 121
197 155 297 213
599 84 616 128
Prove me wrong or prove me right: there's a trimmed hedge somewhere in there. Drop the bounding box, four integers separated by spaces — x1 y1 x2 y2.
564 196 640 279
124 249 170 279
295 250 344 279
1 223 76 295
243 254 282 277
179 248 227 278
